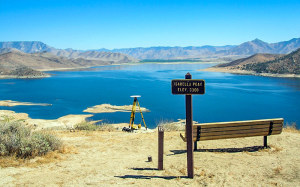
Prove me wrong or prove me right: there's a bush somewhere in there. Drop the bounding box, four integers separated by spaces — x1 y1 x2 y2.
97 123 115 132
284 122 299 133
157 120 185 132
0 120 62 158
74 121 98 131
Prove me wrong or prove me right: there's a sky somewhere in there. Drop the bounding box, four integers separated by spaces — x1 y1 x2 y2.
0 0 300 50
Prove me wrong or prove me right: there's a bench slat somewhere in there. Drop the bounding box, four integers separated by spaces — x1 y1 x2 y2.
197 130 282 141
193 126 282 137
195 118 283 129
193 123 282 133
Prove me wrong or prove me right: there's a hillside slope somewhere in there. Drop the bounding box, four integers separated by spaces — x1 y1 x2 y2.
241 48 300 74
202 48 300 76
216 53 283 68
0 50 135 78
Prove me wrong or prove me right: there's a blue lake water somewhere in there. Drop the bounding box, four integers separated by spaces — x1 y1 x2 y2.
0 63 300 129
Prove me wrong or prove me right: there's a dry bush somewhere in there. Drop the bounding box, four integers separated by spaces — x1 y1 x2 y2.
74 121 98 131
0 120 62 159
157 120 185 132
97 123 116 132
283 122 299 133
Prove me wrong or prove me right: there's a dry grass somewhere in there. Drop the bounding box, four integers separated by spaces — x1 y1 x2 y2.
157 120 185 132
283 123 300 133
97 123 116 132
0 144 77 168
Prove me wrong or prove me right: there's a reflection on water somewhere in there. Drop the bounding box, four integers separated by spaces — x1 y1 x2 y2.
0 63 299 128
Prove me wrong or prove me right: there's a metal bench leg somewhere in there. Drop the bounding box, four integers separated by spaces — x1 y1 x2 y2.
264 136 268 148
194 141 197 151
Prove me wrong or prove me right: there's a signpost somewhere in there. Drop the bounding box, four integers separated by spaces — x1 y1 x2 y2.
171 73 205 178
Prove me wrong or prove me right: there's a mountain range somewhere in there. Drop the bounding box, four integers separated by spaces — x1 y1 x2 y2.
0 41 137 62
1 38 300 60
96 38 300 59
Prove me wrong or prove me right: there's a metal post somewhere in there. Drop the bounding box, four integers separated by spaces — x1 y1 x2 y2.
264 136 267 148
158 126 164 170
185 73 194 178
194 141 197 151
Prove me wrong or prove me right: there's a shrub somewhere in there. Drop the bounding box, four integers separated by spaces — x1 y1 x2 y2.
157 120 185 131
97 123 115 132
74 121 98 131
284 122 299 133
0 120 62 158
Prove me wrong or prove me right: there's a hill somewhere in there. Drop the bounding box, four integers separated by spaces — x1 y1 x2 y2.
0 50 135 78
202 48 300 76
241 48 300 74
216 53 283 68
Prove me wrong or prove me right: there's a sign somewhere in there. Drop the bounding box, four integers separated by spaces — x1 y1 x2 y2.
171 73 205 179
171 79 205 95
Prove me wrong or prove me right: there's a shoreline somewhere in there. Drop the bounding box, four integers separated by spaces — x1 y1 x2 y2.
199 67 300 78
0 74 51 79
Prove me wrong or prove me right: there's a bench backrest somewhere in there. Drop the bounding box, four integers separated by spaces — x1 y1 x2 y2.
192 118 283 141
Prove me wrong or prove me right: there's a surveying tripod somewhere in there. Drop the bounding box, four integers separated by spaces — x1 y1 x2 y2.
129 95 147 130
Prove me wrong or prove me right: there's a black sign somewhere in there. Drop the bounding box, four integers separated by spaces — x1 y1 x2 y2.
172 79 205 95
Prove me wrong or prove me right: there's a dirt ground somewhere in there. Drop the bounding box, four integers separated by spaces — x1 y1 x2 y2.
1 128 299 186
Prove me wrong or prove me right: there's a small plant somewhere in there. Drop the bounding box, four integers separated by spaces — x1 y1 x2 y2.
0 120 62 158
74 121 98 131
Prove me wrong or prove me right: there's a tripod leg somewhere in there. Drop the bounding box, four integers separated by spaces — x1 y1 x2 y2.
137 100 147 129
129 98 137 129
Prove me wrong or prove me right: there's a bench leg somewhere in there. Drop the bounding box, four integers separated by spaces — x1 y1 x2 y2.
194 141 197 151
264 136 268 148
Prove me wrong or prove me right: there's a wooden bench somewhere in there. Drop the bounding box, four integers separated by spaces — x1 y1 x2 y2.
180 118 284 150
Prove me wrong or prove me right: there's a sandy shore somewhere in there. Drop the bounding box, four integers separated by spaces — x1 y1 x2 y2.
0 100 51 107
200 67 300 78
0 128 299 186
0 74 50 79
0 110 93 130
84 104 150 113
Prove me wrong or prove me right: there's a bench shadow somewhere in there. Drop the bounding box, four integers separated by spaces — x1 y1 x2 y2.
115 167 187 180
131 167 158 171
115 175 186 180
168 146 268 155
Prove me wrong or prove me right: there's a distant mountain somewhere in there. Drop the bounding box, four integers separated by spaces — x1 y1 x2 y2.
216 38 300 56
1 38 300 61
210 48 300 75
0 41 138 63
105 45 235 60
0 41 52 53
94 38 300 60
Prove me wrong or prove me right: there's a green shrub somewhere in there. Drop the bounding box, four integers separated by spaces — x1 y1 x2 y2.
0 120 62 158
74 121 98 131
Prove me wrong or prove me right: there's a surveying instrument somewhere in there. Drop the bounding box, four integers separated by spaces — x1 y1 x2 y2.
127 95 147 131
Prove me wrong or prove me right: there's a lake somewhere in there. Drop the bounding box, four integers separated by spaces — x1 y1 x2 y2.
0 63 300 129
